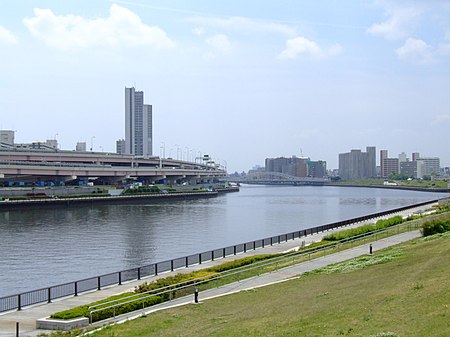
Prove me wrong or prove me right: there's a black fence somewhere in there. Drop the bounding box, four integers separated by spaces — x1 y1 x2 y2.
0 200 437 313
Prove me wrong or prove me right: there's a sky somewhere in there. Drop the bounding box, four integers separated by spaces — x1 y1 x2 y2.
1 0 450 172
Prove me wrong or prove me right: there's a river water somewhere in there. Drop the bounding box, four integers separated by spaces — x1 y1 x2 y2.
0 185 447 297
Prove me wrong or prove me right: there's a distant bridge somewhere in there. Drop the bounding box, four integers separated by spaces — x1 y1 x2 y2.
224 171 328 186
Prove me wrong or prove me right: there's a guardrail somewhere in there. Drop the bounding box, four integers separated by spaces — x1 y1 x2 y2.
0 199 438 314
88 219 423 323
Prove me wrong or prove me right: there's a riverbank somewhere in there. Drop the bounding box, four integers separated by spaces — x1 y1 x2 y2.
0 191 220 210
1 217 441 336
84 231 448 337
0 186 240 210
326 182 450 193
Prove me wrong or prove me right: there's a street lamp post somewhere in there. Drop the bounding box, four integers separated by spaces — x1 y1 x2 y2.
90 136 95 152
53 133 59 150
160 142 165 158
175 144 181 160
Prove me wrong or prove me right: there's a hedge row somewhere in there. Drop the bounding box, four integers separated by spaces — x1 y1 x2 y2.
322 216 404 241
50 254 277 321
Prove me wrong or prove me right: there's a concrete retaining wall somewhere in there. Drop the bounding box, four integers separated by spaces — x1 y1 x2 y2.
36 316 89 330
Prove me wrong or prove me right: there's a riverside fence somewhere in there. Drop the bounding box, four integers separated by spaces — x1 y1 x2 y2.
0 199 438 313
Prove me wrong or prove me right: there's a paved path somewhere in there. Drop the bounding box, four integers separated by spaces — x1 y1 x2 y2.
0 204 432 336
89 230 422 331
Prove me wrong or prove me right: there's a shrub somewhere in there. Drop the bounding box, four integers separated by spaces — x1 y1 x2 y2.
122 185 161 195
135 270 217 294
51 253 279 322
90 295 163 322
374 216 403 229
50 291 164 322
422 218 450 236
207 254 276 273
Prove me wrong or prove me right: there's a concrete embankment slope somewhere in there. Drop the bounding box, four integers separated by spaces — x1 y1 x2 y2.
93 230 422 330
0 201 433 336
0 191 219 210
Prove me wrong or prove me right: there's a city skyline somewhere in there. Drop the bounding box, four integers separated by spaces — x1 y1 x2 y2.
1 1 450 172
2 127 447 176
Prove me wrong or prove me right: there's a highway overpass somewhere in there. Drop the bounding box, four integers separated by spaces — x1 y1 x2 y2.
0 150 225 185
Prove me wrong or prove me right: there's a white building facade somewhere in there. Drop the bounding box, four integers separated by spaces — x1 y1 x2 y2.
125 87 153 157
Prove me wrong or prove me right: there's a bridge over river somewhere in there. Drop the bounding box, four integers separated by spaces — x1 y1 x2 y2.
224 171 328 186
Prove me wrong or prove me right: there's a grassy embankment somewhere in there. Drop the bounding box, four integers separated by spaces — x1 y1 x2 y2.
42 231 449 337
48 215 412 322
331 178 449 189
41 209 450 336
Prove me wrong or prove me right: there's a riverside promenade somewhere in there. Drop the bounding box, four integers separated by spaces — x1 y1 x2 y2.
0 204 433 336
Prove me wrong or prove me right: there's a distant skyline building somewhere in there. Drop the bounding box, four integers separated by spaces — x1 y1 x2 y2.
380 149 398 178
401 160 424 179
116 139 126 155
76 142 86 152
378 150 441 178
125 87 153 157
338 146 376 180
306 160 327 178
265 156 327 178
417 157 440 176
382 157 399 177
265 156 308 177
0 130 15 145
380 149 388 178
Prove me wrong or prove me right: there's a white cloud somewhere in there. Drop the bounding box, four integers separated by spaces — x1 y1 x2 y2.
278 37 342 60
278 37 321 59
192 27 205 36
187 16 296 36
328 43 344 56
0 25 17 44
396 38 433 63
367 5 421 40
438 43 450 56
206 34 231 53
437 30 450 56
432 114 450 125
23 4 175 50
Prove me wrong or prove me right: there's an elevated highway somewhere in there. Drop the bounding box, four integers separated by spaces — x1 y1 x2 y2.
0 150 225 184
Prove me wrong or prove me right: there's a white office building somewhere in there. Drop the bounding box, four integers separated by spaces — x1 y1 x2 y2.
125 87 153 157
417 157 440 176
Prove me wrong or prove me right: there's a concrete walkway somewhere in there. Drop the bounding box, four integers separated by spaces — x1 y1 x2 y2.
0 204 432 336
91 230 421 331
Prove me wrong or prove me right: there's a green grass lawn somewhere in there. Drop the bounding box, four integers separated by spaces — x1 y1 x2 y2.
65 232 449 337
332 178 449 189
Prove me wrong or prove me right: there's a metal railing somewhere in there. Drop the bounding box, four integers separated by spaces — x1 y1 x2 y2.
88 220 423 323
0 199 437 313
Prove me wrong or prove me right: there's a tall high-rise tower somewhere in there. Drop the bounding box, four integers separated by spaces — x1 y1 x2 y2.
125 87 153 156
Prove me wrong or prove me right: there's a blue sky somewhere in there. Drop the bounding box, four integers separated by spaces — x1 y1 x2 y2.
1 0 450 172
